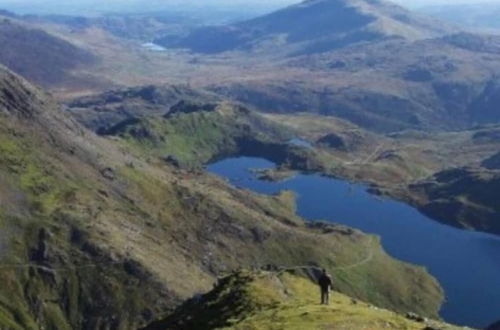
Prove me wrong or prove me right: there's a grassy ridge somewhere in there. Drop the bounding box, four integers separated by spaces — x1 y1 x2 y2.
145 271 458 330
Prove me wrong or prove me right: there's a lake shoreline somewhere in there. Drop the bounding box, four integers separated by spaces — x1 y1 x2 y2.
208 156 500 328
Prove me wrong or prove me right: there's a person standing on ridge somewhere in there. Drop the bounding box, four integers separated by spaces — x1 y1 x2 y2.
318 268 333 305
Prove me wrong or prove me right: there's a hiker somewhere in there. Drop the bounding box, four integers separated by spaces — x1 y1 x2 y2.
318 268 333 305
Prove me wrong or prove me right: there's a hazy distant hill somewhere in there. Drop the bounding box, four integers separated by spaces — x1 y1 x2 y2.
156 0 453 55
0 17 96 86
420 3 500 33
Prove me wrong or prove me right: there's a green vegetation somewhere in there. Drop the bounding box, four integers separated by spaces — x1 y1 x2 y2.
113 101 291 166
145 271 458 330
0 68 446 329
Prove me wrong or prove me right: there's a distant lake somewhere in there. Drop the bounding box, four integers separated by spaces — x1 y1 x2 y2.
208 156 500 328
141 42 167 52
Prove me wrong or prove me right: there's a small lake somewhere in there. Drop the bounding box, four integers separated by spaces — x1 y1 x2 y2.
141 42 167 52
207 156 500 328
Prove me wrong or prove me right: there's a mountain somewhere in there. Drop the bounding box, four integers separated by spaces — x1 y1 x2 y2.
0 17 96 86
144 270 460 330
211 33 500 132
0 66 444 328
155 0 453 55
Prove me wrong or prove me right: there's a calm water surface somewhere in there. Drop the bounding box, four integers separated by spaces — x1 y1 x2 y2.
208 157 500 328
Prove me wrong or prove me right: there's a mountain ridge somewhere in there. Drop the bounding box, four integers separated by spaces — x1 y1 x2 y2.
156 0 453 55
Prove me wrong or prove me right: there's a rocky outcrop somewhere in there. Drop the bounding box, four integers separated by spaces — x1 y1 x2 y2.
410 167 500 235
68 84 219 133
166 100 218 117
317 133 348 151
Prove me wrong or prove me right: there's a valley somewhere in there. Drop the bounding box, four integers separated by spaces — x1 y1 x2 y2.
0 66 446 328
0 0 499 328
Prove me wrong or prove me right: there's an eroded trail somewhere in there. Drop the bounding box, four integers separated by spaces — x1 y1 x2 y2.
277 237 374 274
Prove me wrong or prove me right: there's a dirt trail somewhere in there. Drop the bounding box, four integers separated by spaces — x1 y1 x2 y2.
277 237 374 274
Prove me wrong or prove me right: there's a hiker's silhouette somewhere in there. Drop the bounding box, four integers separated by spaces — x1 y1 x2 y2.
318 268 333 305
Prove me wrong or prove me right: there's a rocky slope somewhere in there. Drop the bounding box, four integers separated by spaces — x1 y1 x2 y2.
67 84 220 133
409 167 500 235
156 0 452 55
0 66 444 328
144 270 462 330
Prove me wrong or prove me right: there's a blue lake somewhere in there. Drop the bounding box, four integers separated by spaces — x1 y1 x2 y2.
207 156 500 328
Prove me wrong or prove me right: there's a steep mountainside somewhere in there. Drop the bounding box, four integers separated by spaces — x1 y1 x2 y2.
156 0 452 55
0 17 96 86
0 66 444 328
144 271 461 330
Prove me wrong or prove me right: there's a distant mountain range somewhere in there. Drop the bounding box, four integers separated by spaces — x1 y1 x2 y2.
156 0 453 55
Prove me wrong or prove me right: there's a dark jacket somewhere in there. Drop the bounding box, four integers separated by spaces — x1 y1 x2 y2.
318 273 333 291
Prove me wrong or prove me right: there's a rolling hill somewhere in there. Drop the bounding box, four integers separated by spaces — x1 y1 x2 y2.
0 17 97 87
155 0 453 55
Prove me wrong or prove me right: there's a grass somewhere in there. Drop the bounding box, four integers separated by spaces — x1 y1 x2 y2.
114 102 291 167
146 271 459 330
0 130 78 216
